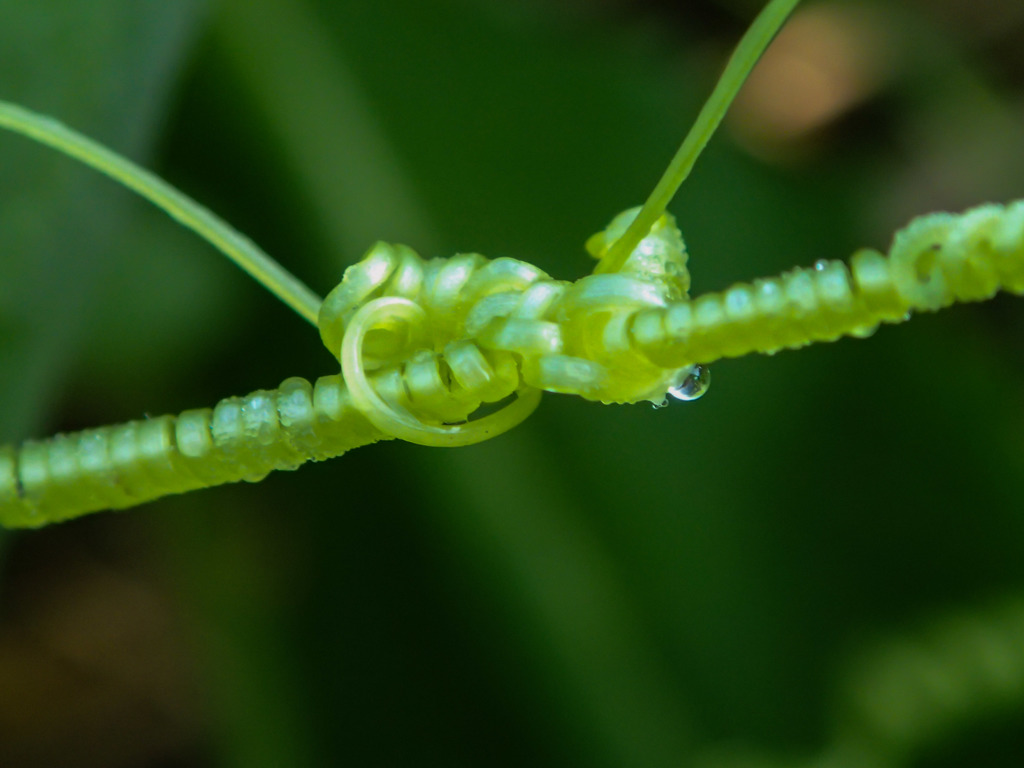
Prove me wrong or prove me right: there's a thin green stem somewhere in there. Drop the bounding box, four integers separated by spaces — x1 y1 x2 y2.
0 99 323 326
595 0 801 275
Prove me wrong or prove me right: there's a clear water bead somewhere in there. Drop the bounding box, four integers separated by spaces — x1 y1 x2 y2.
668 364 711 401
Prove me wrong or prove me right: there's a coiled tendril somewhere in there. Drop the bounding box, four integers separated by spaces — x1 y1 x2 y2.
630 201 1024 370
316 208 703 446
4 0 1024 526
316 199 1024 449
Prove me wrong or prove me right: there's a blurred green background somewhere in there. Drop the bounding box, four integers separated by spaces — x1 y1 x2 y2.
1 0 1023 766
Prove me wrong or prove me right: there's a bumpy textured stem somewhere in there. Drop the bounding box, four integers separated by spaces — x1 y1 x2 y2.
630 201 1024 369
0 376 386 528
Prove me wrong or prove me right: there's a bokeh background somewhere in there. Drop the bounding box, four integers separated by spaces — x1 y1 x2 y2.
1 0 1024 766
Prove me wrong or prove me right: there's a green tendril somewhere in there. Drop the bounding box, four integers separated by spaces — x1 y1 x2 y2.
596 0 801 275
4 0 1022 527
0 99 323 325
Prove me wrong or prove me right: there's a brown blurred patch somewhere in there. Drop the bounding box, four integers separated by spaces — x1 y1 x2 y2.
0 521 207 768
728 3 895 159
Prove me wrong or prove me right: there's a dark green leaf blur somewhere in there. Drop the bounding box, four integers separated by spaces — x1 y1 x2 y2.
1 1 1023 766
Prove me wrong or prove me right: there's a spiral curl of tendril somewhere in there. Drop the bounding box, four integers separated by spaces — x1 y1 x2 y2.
321 200 1024 448
317 207 705 447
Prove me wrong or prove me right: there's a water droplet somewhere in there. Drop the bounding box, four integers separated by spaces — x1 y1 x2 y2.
814 260 829 271
668 364 711 401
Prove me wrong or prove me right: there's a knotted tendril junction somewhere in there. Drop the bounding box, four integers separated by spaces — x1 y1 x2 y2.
3 201 1021 527
316 199 1024 448
316 207 700 447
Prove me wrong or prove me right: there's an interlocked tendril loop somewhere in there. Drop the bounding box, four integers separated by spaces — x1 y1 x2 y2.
317 209 704 446
322 200 1024 447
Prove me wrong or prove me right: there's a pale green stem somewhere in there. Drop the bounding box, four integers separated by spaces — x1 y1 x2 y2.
0 99 323 326
596 0 802 275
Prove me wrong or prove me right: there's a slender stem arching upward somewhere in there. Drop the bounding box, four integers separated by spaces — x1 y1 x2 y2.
0 100 323 326
595 0 802 275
